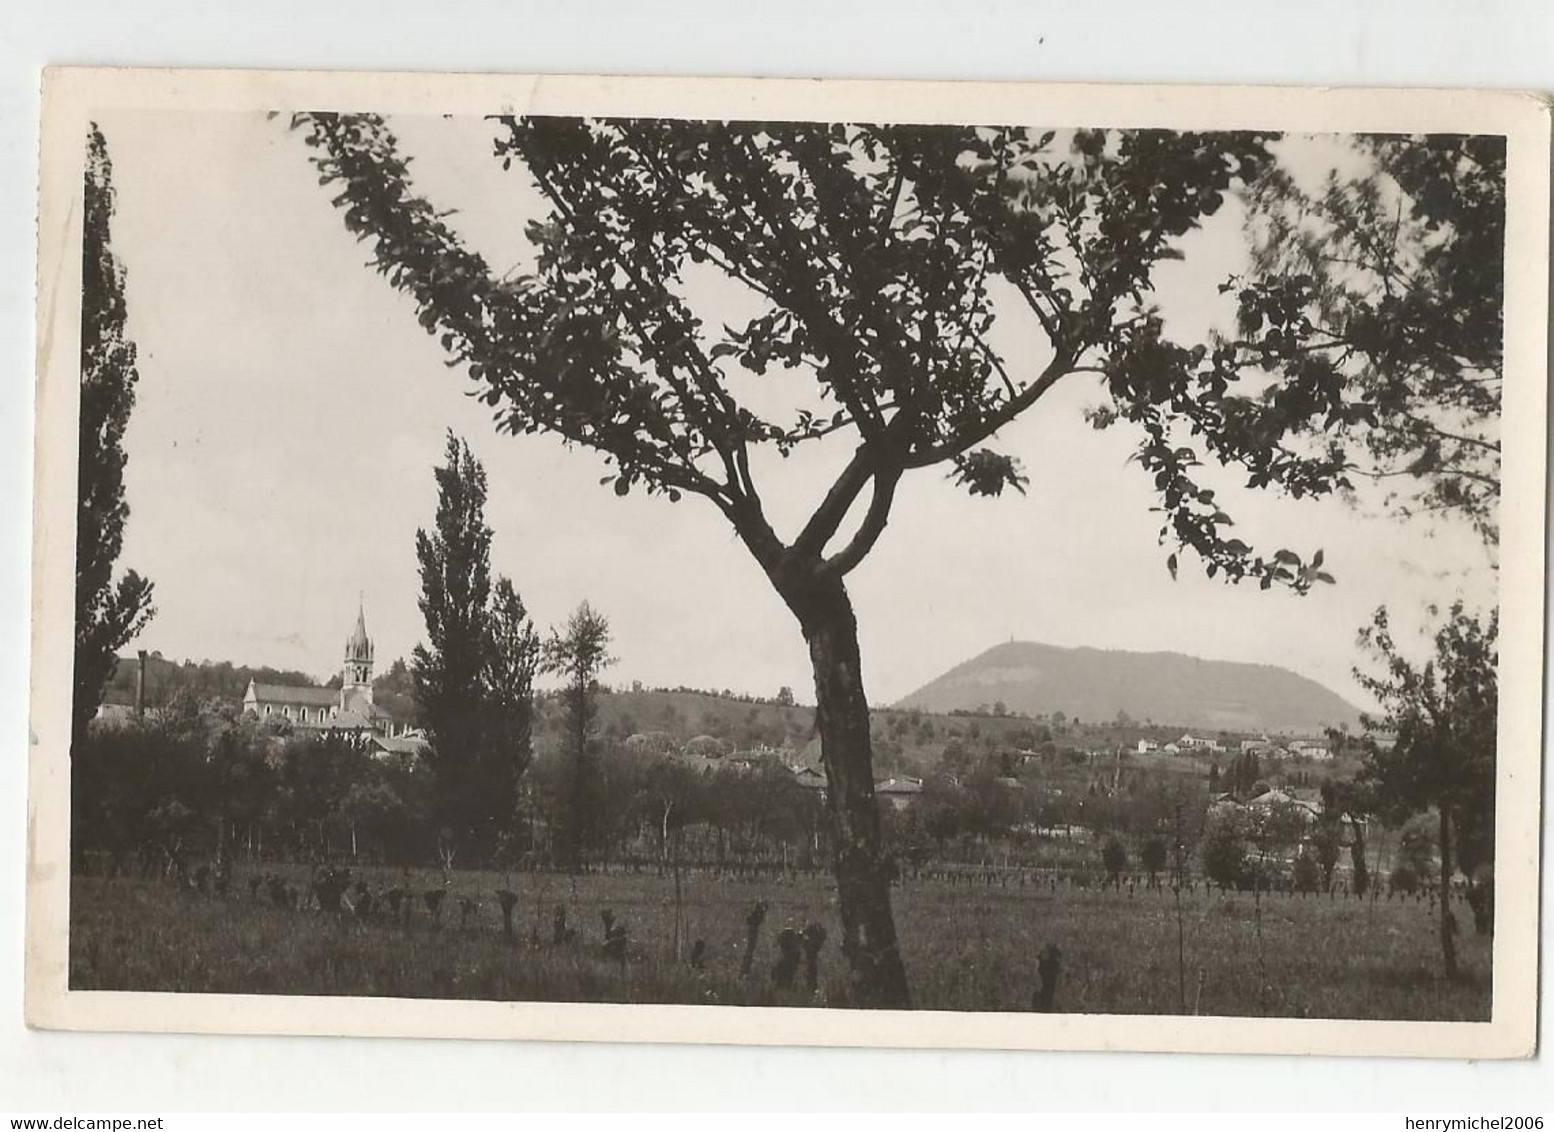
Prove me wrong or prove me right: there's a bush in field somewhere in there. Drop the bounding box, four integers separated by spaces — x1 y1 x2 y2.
1202 807 1251 891
1101 836 1129 887
1246 800 1309 890
1293 852 1321 894
1398 824 1437 878
683 735 727 759
1140 836 1167 888
623 731 679 757
1310 819 1343 891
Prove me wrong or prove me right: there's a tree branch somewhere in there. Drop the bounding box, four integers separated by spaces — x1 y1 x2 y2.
904 350 1077 469
791 443 882 561
819 466 904 579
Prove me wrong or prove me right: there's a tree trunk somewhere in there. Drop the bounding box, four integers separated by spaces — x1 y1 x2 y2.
1438 807 1459 980
789 577 912 1009
672 829 684 962
1345 813 1369 895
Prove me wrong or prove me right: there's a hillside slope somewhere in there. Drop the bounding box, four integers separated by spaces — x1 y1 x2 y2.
896 641 1361 734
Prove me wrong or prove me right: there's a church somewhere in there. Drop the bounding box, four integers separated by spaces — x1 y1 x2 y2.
241 604 419 750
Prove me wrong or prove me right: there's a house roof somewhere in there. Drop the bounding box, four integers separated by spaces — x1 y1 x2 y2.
372 734 428 756
1247 787 1322 815
875 777 923 795
305 707 374 730
248 682 338 707
792 765 828 790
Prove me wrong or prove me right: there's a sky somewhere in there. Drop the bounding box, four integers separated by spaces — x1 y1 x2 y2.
99 110 1497 708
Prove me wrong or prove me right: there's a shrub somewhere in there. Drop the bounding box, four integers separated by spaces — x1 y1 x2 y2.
1139 837 1167 885
1101 836 1129 885
1292 852 1321 893
1390 864 1421 895
1202 809 1251 891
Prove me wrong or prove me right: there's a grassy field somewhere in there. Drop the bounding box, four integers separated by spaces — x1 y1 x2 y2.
68 865 1490 1020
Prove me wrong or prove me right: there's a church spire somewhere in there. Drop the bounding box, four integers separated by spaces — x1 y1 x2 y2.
344 597 374 689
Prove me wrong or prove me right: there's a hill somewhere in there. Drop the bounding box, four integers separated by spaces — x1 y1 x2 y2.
895 641 1362 735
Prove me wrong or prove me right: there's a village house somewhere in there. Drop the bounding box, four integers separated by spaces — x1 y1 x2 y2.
791 765 829 793
1177 733 1223 752
786 763 926 812
1247 786 1322 821
1287 739 1333 761
875 777 925 811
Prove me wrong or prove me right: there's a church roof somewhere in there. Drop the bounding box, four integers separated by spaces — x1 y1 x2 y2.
247 682 338 707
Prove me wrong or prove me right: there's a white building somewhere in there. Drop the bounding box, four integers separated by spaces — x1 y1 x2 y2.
1288 740 1333 761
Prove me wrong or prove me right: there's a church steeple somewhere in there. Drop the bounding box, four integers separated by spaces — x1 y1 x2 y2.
344 597 374 692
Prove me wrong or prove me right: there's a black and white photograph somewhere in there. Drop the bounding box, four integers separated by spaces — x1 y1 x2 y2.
25 69 1547 1056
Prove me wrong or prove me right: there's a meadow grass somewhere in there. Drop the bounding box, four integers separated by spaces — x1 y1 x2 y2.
68 866 1490 1019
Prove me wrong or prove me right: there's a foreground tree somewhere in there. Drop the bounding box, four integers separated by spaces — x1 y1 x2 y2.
412 433 540 866
300 116 1400 1006
1355 601 1497 978
1240 135 1504 545
1247 131 1504 936
74 125 155 739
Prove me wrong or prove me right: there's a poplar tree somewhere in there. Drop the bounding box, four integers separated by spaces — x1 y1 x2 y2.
74 124 155 740
412 433 539 865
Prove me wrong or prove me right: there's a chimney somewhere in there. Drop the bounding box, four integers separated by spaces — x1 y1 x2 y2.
135 649 148 718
